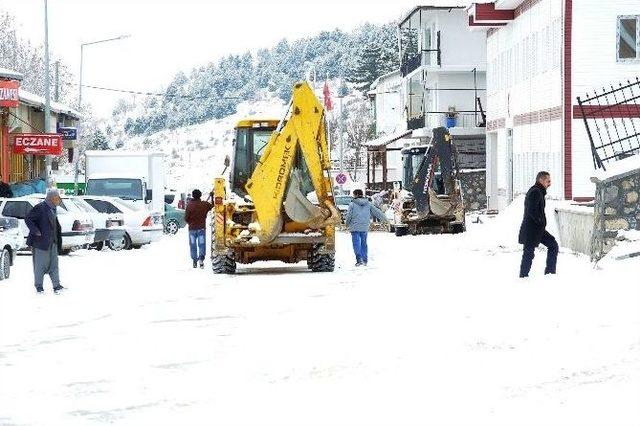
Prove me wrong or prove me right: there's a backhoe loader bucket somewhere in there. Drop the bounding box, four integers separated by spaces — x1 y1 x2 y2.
285 171 341 229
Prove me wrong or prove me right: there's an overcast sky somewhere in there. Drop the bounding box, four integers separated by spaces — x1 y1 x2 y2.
0 0 465 117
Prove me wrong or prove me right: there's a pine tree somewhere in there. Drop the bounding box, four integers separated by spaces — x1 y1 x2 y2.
88 129 109 151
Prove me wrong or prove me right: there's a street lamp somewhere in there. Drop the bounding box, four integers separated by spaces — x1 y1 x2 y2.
74 34 130 194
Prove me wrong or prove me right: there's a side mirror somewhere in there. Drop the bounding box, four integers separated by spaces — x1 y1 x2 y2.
146 189 153 202
224 155 231 167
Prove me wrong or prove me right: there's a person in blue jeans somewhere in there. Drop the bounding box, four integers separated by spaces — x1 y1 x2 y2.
345 189 388 266
184 189 212 268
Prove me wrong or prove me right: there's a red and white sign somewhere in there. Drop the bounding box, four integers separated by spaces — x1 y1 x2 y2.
0 80 20 108
12 133 63 156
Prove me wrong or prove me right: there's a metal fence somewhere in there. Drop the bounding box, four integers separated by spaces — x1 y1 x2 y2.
577 77 640 170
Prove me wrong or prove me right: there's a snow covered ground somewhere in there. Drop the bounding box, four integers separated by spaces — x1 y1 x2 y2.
1 215 639 425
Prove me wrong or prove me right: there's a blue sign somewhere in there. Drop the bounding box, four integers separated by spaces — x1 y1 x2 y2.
59 127 77 141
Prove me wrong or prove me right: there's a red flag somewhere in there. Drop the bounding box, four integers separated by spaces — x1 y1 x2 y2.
323 81 333 111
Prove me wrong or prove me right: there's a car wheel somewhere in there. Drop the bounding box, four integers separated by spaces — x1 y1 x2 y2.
59 249 72 255
108 233 131 251
90 242 104 251
131 245 143 250
164 219 180 235
0 248 9 280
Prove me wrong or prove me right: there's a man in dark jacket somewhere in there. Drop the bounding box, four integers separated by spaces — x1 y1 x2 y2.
518 171 558 278
25 189 64 293
345 189 388 266
184 189 212 268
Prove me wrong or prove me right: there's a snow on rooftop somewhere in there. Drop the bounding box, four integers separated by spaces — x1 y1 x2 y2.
591 154 640 183
0 67 23 81
18 89 82 120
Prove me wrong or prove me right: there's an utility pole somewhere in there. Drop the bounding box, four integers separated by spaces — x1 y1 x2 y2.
338 77 344 175
54 61 60 102
75 34 130 194
43 0 52 187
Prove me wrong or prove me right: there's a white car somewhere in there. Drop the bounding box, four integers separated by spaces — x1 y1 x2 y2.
0 216 23 280
80 196 163 250
0 197 95 254
59 196 126 251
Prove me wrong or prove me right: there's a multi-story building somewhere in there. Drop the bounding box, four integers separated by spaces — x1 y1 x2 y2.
366 5 489 194
468 0 640 210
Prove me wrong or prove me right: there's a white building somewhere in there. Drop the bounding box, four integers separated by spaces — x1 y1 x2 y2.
468 0 640 210
400 5 487 136
366 5 488 191
365 70 408 188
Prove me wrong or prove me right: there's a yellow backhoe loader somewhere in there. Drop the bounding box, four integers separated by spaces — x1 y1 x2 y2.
210 82 340 274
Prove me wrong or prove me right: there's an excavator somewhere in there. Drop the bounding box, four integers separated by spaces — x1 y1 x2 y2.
210 82 341 274
392 126 466 236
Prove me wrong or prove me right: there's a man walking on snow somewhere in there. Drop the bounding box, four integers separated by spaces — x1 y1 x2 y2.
518 171 559 278
185 189 212 268
25 189 64 293
345 189 387 266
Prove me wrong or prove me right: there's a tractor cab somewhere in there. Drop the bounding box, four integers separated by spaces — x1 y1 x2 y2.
230 119 279 197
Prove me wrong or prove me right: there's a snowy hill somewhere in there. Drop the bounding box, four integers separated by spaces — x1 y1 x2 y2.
119 95 286 193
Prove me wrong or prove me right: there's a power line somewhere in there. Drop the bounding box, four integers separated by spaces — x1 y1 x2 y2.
80 84 243 100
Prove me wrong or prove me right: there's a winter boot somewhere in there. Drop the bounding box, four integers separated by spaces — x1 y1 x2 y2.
192 260 198 269
199 259 204 269
53 285 65 294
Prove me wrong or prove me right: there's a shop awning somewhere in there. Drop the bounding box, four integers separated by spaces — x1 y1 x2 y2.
363 129 412 149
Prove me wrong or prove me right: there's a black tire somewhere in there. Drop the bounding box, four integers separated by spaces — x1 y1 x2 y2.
91 241 104 251
131 245 143 250
307 245 335 272
59 249 72 256
108 233 131 251
164 219 180 235
389 225 396 233
0 248 10 280
212 253 236 274
395 226 408 237
451 223 465 234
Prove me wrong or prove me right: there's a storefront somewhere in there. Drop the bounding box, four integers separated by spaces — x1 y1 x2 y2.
0 67 80 185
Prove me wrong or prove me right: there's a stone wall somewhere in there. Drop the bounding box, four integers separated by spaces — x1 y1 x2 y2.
459 169 486 211
591 171 640 261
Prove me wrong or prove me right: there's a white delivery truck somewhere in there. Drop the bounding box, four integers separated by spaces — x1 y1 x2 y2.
84 151 165 214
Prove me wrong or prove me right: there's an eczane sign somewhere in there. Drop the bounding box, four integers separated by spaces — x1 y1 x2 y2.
12 133 63 156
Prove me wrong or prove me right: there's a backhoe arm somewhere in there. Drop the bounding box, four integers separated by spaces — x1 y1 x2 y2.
245 82 339 243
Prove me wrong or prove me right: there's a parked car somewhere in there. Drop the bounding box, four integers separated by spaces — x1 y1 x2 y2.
0 216 23 280
80 196 163 251
59 196 126 250
164 203 186 235
0 196 95 254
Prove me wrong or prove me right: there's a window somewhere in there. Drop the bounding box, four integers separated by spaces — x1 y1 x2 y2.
86 178 144 200
2 201 32 219
618 16 640 61
85 199 122 214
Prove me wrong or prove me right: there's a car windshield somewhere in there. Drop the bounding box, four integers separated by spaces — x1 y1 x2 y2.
335 196 353 205
70 198 95 214
111 198 140 212
86 178 143 200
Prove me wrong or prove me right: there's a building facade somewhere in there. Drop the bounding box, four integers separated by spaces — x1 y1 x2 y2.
469 0 640 211
0 68 80 185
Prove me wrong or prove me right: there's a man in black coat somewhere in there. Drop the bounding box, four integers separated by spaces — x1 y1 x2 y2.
25 189 64 293
518 171 558 278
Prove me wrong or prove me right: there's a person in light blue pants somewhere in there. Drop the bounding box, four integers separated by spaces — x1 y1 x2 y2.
189 229 206 266
345 189 387 266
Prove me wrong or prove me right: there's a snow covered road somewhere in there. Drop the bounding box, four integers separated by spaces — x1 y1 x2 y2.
1 223 639 426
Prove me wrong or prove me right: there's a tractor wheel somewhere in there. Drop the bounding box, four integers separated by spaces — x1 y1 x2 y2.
212 253 236 274
307 245 335 272
395 226 408 237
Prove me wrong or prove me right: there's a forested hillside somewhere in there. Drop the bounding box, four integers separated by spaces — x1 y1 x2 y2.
120 22 399 136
